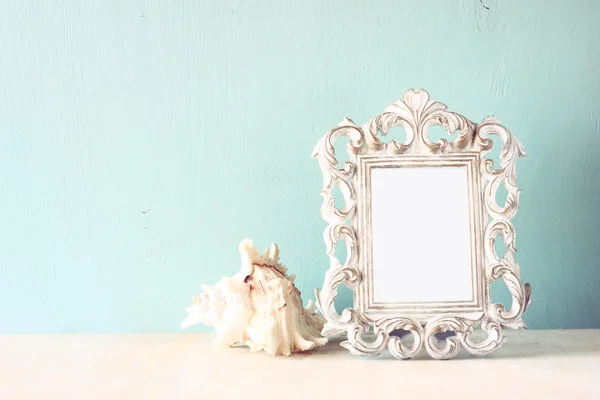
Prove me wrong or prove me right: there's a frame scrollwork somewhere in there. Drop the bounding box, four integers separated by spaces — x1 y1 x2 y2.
312 89 531 359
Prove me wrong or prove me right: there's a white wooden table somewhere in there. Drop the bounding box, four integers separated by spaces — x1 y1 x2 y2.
1 330 598 399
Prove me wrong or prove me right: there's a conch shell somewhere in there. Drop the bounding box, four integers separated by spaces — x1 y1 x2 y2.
181 239 327 356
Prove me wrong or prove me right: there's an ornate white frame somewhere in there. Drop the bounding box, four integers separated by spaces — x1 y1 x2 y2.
312 89 531 360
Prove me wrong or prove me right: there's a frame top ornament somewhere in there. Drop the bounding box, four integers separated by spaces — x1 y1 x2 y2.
312 89 531 360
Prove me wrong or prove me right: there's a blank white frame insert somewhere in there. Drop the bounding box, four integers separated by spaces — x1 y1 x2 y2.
370 166 473 303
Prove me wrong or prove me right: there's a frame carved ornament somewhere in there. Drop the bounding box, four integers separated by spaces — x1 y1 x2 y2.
312 89 531 360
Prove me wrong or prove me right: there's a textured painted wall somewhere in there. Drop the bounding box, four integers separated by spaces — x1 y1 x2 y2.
1 0 599 333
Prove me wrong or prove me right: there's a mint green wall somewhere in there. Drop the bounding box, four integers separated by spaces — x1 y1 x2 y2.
1 0 599 333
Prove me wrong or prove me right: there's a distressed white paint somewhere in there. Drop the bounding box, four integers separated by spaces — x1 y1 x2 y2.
312 89 529 359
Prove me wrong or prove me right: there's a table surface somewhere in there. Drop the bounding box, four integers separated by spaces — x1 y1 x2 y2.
1 329 599 399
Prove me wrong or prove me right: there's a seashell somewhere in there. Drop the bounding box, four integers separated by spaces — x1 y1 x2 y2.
181 239 327 356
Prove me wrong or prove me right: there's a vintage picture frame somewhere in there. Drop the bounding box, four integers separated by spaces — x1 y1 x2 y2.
312 89 531 359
